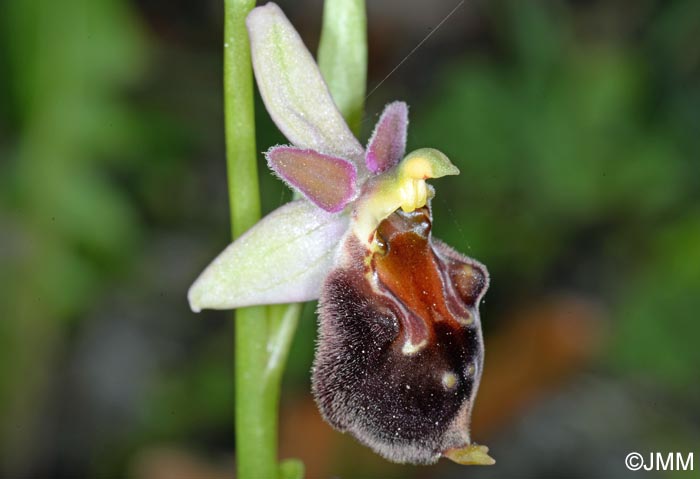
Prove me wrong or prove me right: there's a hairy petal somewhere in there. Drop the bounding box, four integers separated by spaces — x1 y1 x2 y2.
247 3 364 163
267 146 357 212
366 101 408 173
188 200 349 312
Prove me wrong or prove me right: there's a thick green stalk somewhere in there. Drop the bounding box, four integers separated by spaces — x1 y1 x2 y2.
318 0 367 136
224 1 275 479
224 0 260 238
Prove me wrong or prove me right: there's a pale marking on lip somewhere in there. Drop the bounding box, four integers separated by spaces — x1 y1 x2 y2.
401 338 427 355
442 371 458 389
466 364 476 377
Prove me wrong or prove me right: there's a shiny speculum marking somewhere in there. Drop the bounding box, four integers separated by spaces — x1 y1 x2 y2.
312 205 489 464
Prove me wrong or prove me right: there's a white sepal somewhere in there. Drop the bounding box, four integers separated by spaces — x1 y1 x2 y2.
188 199 348 312
247 3 364 163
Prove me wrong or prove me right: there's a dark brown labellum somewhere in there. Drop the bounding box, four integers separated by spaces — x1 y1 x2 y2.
312 205 489 464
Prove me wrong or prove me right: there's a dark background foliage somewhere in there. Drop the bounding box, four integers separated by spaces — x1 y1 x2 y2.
0 0 698 477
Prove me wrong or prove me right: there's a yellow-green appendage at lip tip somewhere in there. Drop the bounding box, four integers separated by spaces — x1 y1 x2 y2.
354 148 459 242
443 444 496 466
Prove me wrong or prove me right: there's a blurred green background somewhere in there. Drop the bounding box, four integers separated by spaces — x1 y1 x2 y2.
0 0 698 477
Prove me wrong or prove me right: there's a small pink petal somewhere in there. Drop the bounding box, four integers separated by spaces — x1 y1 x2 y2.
267 146 357 212
366 101 408 173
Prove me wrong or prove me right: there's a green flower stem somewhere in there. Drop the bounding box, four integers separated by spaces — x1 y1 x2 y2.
224 0 260 239
223 1 276 478
234 305 273 479
224 2 306 477
263 304 304 479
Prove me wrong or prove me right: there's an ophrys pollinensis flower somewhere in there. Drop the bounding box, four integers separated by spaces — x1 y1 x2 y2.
188 2 493 466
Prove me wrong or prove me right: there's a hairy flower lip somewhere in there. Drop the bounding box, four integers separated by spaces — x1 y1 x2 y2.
313 203 489 465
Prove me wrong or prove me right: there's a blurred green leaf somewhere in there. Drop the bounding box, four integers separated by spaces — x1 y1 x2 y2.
611 214 700 388
0 0 147 472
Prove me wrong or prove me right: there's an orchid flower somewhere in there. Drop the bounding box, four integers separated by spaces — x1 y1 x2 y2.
188 2 493 466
